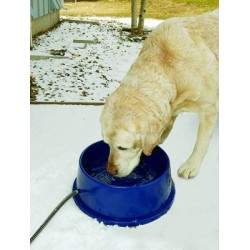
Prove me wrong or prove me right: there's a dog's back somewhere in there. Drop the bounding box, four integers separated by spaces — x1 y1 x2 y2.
126 9 219 111
142 9 218 58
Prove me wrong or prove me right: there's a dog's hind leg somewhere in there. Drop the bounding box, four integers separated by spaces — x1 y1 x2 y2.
177 106 218 179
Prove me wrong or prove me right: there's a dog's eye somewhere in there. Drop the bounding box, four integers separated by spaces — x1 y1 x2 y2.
117 146 128 151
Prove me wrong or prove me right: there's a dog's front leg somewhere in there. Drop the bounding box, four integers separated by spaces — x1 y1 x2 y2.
178 107 218 179
160 115 177 144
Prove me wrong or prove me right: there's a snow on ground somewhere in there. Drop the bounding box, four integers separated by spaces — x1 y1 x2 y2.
31 105 218 250
30 17 218 250
30 17 161 102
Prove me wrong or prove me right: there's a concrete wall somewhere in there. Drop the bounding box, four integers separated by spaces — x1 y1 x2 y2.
31 10 60 37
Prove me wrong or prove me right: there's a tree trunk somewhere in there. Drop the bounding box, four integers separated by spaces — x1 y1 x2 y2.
137 0 147 35
131 0 137 35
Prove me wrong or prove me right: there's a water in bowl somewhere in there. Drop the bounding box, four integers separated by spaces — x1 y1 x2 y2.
88 158 159 187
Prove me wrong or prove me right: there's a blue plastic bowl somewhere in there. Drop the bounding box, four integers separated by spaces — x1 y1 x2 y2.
73 140 175 227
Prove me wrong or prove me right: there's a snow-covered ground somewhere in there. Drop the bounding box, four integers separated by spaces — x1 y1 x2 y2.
30 17 161 102
31 105 218 250
30 17 218 250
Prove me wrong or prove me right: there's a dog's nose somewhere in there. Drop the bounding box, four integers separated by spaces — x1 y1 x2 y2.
106 163 118 175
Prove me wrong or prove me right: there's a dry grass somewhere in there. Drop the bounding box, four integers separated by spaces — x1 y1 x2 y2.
61 0 219 20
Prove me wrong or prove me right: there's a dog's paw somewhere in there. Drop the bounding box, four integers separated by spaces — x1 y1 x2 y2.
177 161 199 179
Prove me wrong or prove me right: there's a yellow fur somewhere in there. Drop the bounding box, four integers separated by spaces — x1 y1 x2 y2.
101 10 219 178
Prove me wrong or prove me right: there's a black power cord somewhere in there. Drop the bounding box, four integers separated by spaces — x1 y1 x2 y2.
30 189 79 244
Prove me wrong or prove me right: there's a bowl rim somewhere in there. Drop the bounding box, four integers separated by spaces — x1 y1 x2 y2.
78 140 170 189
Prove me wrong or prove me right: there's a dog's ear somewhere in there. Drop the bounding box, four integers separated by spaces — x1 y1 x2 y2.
142 121 164 156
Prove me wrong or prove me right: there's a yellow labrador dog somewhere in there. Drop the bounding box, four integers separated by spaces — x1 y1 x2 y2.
101 9 218 179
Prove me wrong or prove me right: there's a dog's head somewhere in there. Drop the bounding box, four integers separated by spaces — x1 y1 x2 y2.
101 94 165 177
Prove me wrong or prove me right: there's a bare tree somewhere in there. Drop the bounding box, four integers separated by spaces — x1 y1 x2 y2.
131 0 137 35
137 0 147 35
130 0 147 36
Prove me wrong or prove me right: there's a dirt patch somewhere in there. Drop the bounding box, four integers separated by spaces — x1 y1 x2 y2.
30 75 38 101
